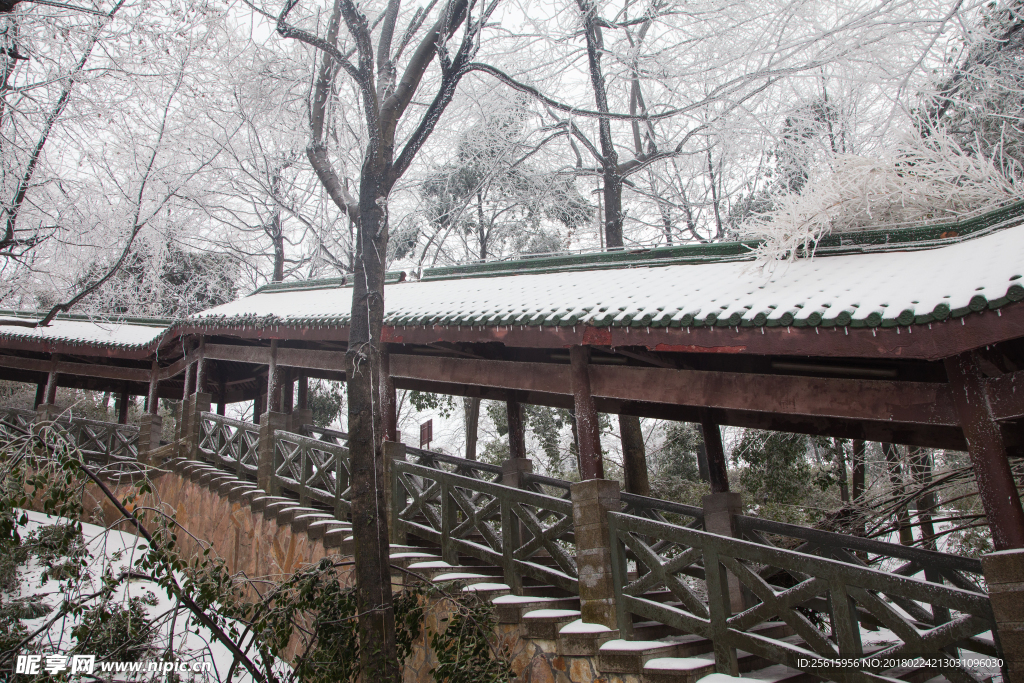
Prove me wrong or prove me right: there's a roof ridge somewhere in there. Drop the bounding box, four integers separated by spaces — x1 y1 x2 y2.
0 309 174 326
243 199 1024 291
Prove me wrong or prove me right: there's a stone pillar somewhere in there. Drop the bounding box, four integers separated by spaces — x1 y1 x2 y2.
257 410 290 495
983 549 1024 682
703 491 746 614
502 457 533 488
290 408 313 434
385 441 407 543
36 403 62 425
137 414 164 465
571 478 621 628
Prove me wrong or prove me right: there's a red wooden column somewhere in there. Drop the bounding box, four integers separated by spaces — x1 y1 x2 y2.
266 339 280 414
381 349 397 441
194 338 206 395
116 388 130 424
44 355 60 405
506 395 527 460
147 361 160 415
33 382 45 409
217 376 226 416
699 408 730 494
570 345 604 480
182 360 194 400
945 351 1024 549
297 374 308 411
282 368 294 414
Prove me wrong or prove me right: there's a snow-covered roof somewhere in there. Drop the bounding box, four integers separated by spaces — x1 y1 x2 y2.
191 210 1024 332
0 312 170 350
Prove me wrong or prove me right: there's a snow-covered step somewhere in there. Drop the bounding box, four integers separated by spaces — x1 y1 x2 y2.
490 594 580 624
643 656 716 683
460 581 511 601
290 512 335 532
522 608 582 639
557 618 617 656
599 639 681 674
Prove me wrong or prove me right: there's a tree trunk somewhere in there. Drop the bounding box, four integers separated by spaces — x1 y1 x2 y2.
346 167 399 683
910 447 938 550
834 438 849 504
464 396 480 460
576 0 623 249
883 442 915 546
619 414 650 496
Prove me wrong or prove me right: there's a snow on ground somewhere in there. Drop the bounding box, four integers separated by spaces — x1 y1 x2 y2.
11 510 287 681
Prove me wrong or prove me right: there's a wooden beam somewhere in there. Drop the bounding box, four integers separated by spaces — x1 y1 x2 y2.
202 343 345 372
0 355 151 383
389 375 971 450
387 355 957 427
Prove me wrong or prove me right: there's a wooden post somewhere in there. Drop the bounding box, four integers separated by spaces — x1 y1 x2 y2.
147 360 159 415
297 373 308 410
699 409 730 493
267 340 280 413
381 349 397 441
506 395 527 461
217 376 226 416
44 355 59 405
33 382 45 409
945 352 1024 550
116 388 130 424
570 345 603 480
254 391 264 425
282 368 294 414
851 439 866 502
195 338 206 394
182 360 194 400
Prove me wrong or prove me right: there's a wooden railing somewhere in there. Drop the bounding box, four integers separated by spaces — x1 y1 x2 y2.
392 459 578 594
273 430 350 516
186 417 1002 679
197 412 259 480
609 511 997 681
0 407 37 436
59 415 140 465
0 407 140 467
